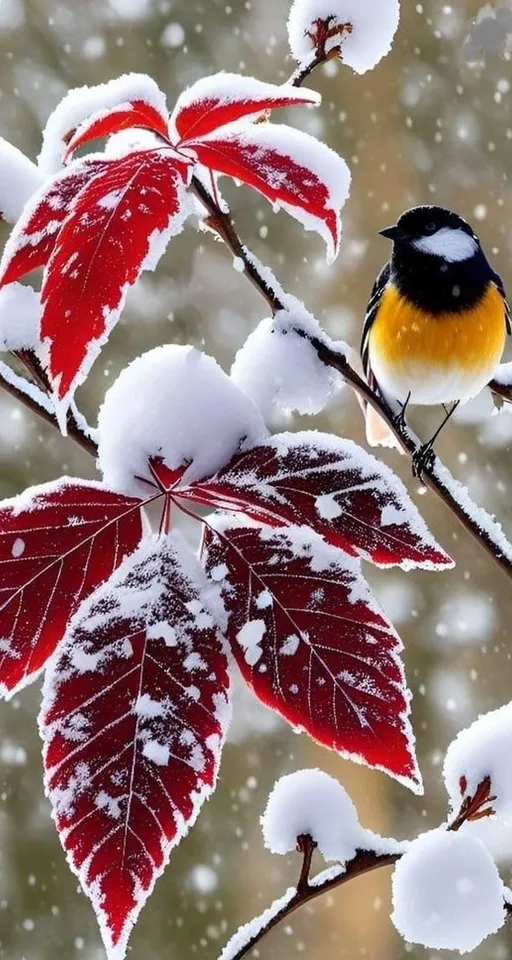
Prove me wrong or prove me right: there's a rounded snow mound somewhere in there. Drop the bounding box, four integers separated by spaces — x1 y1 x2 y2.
98 344 268 497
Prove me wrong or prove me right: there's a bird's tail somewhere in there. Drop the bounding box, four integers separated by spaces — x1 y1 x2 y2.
346 345 404 453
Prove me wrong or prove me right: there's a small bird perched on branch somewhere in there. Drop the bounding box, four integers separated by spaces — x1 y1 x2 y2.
361 205 510 475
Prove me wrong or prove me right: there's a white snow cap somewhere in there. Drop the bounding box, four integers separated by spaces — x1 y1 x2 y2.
38 73 168 174
0 138 46 224
98 344 268 498
0 283 40 351
287 0 400 75
444 703 512 826
230 308 341 421
261 769 364 863
392 829 506 953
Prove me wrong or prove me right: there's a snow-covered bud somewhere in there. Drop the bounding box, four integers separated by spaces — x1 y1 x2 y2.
444 703 512 827
287 0 400 75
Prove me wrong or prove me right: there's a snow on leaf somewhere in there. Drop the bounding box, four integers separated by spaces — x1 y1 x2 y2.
185 124 350 262
171 72 321 142
64 101 170 162
0 479 143 698
181 431 452 570
38 73 169 174
39 150 192 420
40 534 230 960
0 156 109 287
202 517 421 793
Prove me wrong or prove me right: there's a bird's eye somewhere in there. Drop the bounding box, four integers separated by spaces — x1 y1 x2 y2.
425 222 437 234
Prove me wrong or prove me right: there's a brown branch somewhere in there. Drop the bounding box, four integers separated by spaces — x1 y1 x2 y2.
219 846 398 960
220 780 511 960
0 357 98 459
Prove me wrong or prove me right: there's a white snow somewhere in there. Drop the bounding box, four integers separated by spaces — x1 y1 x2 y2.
0 282 40 351
444 703 512 826
492 361 512 387
391 828 506 952
261 769 364 863
236 620 266 667
38 73 169 174
142 740 170 766
169 72 321 140
0 138 46 224
230 308 341 420
287 0 401 75
98 344 268 497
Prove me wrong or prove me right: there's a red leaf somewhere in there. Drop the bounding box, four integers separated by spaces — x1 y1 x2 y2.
0 479 142 698
180 432 453 570
40 150 191 412
185 125 350 261
0 157 108 286
203 518 421 793
172 73 320 142
40 535 230 960
64 101 170 161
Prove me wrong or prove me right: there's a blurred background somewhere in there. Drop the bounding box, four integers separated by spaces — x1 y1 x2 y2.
0 0 512 958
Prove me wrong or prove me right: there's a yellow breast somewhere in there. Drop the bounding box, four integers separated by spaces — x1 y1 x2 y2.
368 282 506 405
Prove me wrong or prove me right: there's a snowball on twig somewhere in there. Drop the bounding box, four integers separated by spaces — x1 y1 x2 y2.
287 0 400 75
230 309 342 422
261 769 364 863
391 828 506 953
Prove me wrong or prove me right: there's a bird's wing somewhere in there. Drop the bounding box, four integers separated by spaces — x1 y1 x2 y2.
491 270 511 335
360 261 391 385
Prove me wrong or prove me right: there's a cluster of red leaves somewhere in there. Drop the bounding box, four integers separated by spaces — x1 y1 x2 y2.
0 69 451 960
0 428 452 958
0 73 348 418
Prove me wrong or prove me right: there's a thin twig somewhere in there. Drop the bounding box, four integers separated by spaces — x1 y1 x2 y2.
0 357 98 458
218 848 398 960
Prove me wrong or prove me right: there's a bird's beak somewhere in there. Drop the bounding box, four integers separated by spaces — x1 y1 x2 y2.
379 224 409 242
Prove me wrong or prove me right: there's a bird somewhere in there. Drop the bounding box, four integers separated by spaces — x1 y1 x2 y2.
360 204 510 475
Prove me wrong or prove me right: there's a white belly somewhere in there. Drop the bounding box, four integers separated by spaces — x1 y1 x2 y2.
369 350 499 407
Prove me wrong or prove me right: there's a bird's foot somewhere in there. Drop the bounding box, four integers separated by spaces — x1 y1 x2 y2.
412 442 436 481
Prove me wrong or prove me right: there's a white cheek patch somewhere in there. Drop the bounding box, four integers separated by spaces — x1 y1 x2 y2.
413 227 477 262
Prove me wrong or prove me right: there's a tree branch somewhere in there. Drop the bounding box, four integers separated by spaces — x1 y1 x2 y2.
0 357 98 459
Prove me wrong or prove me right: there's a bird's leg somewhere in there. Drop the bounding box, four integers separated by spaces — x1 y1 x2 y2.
412 401 460 480
394 391 411 434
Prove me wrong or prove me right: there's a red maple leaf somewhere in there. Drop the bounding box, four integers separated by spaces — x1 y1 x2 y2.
0 479 143 697
40 534 230 960
202 516 421 793
64 100 171 161
0 157 109 286
39 149 191 409
180 432 453 569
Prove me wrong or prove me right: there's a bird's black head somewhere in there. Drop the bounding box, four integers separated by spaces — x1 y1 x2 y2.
378 206 495 313
379 205 480 263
